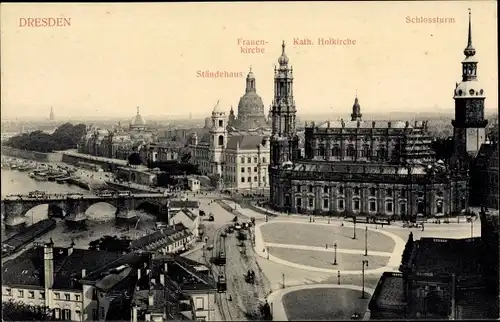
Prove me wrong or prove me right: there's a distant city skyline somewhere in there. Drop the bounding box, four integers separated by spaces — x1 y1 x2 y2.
1 2 497 119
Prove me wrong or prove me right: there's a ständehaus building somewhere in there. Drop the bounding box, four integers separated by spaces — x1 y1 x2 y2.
268 28 487 219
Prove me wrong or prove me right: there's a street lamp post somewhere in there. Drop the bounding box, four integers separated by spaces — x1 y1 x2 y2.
282 273 285 289
471 217 473 238
361 260 369 299
364 226 368 256
333 242 338 265
353 216 357 239
337 271 341 285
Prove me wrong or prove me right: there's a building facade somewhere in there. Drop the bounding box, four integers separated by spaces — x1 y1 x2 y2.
78 107 157 160
188 101 270 190
268 40 469 219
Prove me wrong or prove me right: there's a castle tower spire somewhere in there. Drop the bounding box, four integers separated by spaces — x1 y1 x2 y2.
49 106 55 122
452 9 487 160
351 91 362 121
464 8 475 57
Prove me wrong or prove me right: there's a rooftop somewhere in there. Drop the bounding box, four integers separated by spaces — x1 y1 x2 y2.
2 245 123 291
226 134 268 150
368 272 406 314
411 237 483 276
168 200 199 209
129 226 192 251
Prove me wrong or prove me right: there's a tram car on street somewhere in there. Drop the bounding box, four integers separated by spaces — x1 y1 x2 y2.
217 273 227 292
215 251 226 265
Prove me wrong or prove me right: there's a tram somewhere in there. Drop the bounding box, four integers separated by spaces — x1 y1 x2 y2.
217 273 227 292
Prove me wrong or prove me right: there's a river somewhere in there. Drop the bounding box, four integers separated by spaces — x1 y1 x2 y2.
1 168 157 248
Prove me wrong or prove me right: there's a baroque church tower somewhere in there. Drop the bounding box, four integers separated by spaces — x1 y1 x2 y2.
351 93 362 121
270 41 300 166
452 9 488 163
209 100 227 184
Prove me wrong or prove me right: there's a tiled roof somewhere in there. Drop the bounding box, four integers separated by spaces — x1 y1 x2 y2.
2 246 123 291
411 238 483 276
129 227 192 251
172 209 198 223
169 200 199 209
226 135 267 150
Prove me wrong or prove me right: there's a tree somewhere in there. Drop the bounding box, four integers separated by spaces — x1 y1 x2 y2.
2 299 52 321
89 235 131 252
128 152 143 166
4 123 87 153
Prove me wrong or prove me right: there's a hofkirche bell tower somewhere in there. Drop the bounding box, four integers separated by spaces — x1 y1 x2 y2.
452 9 488 163
270 41 300 166
269 41 300 208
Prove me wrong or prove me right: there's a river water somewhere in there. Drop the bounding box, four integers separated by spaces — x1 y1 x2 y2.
1 169 157 247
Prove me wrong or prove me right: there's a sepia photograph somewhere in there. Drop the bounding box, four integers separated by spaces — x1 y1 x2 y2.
0 1 498 321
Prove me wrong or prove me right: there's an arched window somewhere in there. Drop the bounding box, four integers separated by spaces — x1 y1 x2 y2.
347 145 356 158
332 146 340 157
218 135 224 146
362 145 370 158
354 187 360 195
436 200 443 214
377 148 386 160
319 145 326 157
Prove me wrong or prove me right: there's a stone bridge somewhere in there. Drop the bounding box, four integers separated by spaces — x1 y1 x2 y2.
1 192 168 227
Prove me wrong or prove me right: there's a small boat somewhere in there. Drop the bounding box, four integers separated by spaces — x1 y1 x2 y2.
34 172 48 181
28 172 36 178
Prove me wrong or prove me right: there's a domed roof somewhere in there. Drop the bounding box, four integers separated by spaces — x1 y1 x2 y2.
454 81 485 98
278 41 289 66
212 100 222 113
238 67 265 117
131 106 146 127
238 92 265 117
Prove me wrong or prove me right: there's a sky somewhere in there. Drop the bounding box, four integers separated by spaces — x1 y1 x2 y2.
0 1 498 121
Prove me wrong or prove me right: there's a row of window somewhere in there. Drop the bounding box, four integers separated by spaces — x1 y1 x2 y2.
316 146 390 159
241 176 266 184
295 185 444 198
239 156 267 164
241 166 260 173
4 289 80 302
296 197 402 213
295 197 451 213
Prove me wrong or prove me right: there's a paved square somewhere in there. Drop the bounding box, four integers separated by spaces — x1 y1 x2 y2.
283 288 370 320
260 222 395 252
269 247 389 271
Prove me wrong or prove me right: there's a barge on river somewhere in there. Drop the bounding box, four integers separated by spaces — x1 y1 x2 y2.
1 218 57 258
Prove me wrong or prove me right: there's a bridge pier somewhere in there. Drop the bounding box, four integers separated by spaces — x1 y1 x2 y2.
64 200 88 228
115 198 138 224
3 201 27 229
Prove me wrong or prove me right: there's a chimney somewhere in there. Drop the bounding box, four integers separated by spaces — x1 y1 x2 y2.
137 268 141 280
164 262 168 273
43 240 54 290
160 274 165 286
68 239 75 256
148 293 154 306
81 269 86 278
131 306 138 322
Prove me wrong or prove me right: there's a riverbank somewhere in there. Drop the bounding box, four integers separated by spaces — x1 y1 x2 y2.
1 146 62 162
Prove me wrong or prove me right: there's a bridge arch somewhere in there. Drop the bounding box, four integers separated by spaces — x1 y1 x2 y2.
84 202 118 221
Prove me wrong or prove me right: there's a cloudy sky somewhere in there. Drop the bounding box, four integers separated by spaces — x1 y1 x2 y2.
1 1 497 120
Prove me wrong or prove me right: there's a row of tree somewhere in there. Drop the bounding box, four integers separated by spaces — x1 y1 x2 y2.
4 122 87 153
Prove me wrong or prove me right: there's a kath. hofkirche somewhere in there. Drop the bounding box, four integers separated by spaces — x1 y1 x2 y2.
268 10 488 220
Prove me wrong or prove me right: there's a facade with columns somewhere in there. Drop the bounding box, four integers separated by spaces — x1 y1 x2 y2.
269 36 472 219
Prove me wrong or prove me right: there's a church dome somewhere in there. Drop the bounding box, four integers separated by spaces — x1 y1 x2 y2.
238 92 265 117
130 107 146 128
238 67 265 118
